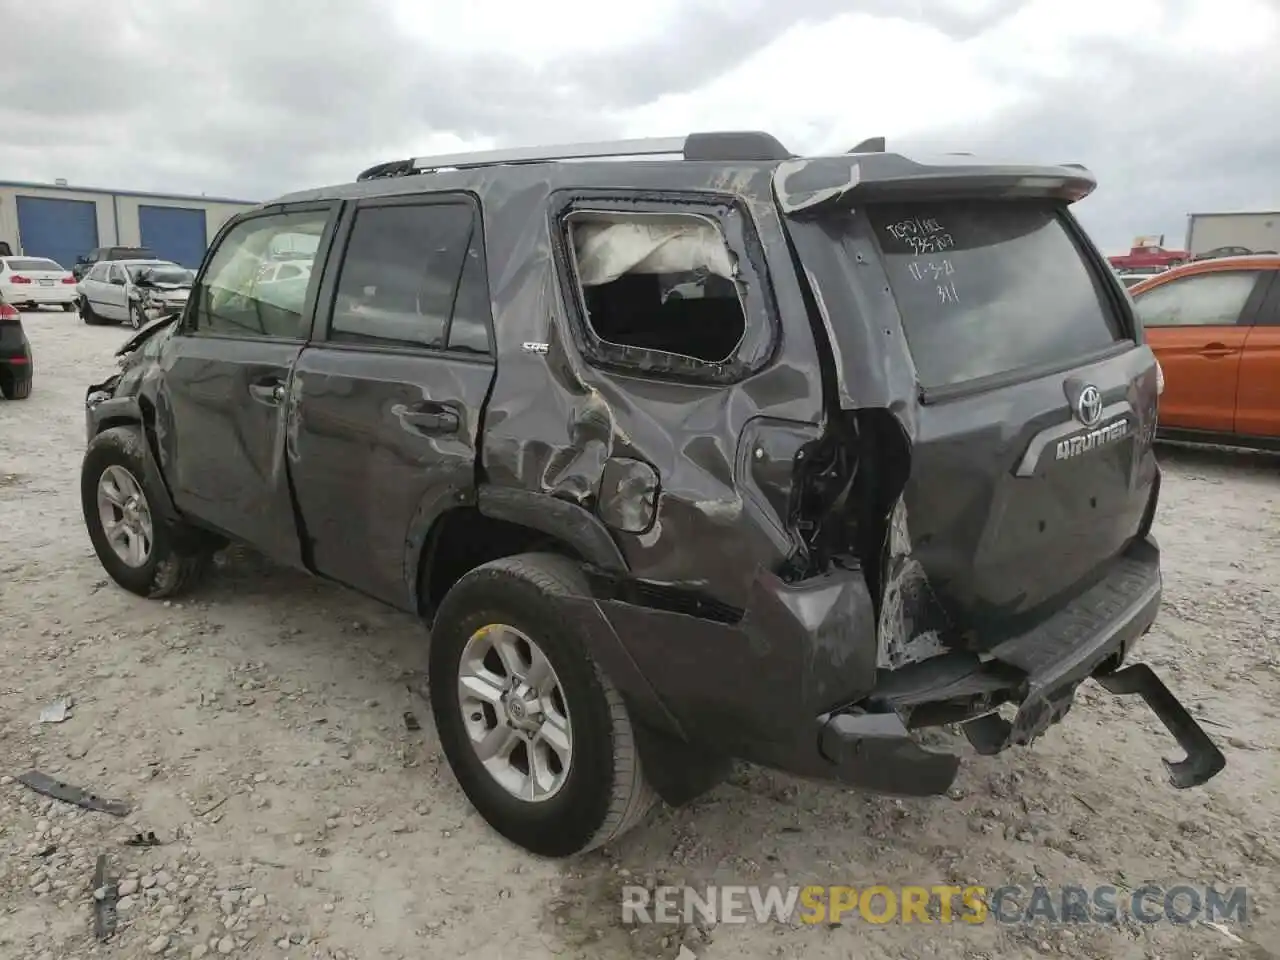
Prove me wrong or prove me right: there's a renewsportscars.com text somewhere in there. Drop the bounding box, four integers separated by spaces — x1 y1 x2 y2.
621 884 1250 927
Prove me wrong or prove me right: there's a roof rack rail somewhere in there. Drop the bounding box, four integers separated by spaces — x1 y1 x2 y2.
356 130 794 181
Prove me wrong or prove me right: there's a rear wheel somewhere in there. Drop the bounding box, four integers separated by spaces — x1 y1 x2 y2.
62 302 74 312
80 298 101 325
1 373 31 400
81 426 211 598
428 552 656 857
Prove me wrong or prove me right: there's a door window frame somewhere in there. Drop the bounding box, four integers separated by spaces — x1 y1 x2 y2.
1134 268 1272 330
307 190 496 365
177 200 342 344
1249 270 1280 326
547 189 779 387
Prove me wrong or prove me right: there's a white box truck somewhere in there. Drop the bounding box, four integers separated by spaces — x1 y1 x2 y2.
1185 210 1280 259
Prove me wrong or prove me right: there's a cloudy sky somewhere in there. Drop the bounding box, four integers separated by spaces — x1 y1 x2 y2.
3 0 1277 253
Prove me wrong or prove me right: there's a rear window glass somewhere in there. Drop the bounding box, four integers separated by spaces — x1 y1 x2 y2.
866 200 1124 389
6 258 63 272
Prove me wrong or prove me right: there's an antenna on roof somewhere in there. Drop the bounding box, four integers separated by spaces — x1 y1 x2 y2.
356 131 794 181
848 137 886 154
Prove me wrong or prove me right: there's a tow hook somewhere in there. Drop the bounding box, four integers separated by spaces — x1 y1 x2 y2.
1093 663 1226 788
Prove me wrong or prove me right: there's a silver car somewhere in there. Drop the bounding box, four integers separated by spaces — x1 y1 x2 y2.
77 259 193 328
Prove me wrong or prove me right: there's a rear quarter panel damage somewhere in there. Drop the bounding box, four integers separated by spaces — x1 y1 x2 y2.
472 164 829 611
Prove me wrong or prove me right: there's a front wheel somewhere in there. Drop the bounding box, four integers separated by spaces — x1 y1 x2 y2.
428 553 656 857
81 426 211 598
129 303 145 329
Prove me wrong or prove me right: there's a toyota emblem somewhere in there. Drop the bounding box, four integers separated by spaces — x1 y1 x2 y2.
1076 385 1103 427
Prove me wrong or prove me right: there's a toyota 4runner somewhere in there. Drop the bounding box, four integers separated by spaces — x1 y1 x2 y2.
81 131 1225 857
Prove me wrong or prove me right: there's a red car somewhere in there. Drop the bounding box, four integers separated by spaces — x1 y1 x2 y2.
1130 255 1280 448
0 290 33 400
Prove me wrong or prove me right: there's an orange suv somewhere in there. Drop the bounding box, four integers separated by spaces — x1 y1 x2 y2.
1130 255 1280 449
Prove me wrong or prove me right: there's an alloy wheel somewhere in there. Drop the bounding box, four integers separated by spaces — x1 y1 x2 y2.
96 465 154 568
457 623 573 802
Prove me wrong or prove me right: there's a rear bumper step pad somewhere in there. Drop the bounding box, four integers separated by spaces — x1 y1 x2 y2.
1093 663 1226 788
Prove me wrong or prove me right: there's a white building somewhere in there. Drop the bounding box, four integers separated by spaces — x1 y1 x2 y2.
1185 210 1280 258
0 179 258 271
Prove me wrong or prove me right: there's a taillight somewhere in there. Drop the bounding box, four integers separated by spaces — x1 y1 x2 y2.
0 302 20 322
62 276 76 284
10 275 31 284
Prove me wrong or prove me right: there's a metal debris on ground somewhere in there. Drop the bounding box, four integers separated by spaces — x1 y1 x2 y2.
15 770 131 816
38 697 73 723
125 831 161 846
35 844 57 858
1198 919 1244 943
92 853 119 941
403 711 421 732
196 796 228 817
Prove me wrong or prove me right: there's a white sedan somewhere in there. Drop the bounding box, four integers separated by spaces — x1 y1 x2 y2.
77 259 193 328
0 256 78 311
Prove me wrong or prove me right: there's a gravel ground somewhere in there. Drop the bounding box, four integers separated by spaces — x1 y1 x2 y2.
1 309 1277 960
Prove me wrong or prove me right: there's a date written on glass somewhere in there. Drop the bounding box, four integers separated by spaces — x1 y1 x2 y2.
907 258 961 304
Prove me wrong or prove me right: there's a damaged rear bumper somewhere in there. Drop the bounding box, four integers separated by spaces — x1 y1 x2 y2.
561 534 1225 797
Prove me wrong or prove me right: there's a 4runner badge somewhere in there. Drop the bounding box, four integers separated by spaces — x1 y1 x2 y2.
1055 417 1130 462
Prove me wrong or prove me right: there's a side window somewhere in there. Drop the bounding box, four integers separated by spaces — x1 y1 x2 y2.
187 209 329 340
89 263 108 282
563 211 747 365
108 264 126 284
1133 271 1261 328
329 200 491 354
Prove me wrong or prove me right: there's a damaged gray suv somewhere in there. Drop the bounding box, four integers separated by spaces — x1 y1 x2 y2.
81 131 1225 857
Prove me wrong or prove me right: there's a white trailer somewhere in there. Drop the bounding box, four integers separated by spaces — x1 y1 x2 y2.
1185 210 1280 258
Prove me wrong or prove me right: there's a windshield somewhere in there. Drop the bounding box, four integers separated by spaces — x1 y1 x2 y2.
134 265 194 284
864 199 1125 389
6 258 63 272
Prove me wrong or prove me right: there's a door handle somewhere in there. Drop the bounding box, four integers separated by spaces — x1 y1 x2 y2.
399 403 460 435
249 378 286 404
1198 342 1236 358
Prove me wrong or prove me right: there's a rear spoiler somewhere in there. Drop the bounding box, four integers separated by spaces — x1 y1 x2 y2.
773 152 1096 215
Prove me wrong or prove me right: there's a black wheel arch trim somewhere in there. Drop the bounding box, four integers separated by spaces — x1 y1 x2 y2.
86 396 181 527
475 485 630 574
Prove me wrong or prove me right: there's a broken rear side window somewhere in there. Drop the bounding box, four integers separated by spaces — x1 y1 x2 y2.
566 212 746 366
865 200 1125 389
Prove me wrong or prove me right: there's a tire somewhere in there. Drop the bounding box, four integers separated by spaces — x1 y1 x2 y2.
81 425 211 598
80 299 101 325
1 375 31 400
130 303 145 329
62 302 75 312
429 552 656 857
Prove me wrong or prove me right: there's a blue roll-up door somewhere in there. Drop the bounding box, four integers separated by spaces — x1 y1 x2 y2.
15 196 99 270
138 205 208 268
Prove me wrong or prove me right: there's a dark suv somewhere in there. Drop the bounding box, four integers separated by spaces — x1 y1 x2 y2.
80 131 1225 857
72 246 158 281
